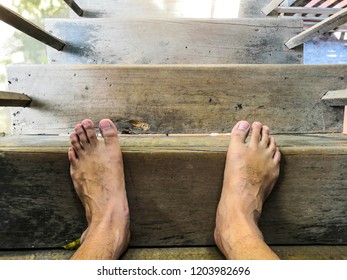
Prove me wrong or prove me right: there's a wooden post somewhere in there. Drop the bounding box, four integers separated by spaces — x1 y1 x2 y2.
0 4 65 51
63 0 84 17
321 88 347 134
0 91 32 107
285 6 347 49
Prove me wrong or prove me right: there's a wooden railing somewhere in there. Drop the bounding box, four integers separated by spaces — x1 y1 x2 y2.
262 1 347 47
0 1 84 51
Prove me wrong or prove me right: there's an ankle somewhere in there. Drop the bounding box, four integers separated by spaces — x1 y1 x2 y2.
215 207 264 256
82 221 130 256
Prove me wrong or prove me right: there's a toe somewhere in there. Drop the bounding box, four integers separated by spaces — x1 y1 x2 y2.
250 122 263 145
70 133 83 153
274 148 281 163
268 137 277 156
68 147 78 166
261 125 270 146
230 120 250 143
75 123 89 148
99 119 119 145
82 119 98 146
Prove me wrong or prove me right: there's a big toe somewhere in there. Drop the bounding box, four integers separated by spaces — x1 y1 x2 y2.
230 120 250 143
99 119 119 145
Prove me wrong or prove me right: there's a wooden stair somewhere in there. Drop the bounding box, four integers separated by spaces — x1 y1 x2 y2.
7 64 345 135
45 18 303 64
0 134 346 249
1 0 346 260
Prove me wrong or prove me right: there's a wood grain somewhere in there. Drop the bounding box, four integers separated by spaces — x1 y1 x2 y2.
0 134 346 249
45 18 303 64
7 64 346 135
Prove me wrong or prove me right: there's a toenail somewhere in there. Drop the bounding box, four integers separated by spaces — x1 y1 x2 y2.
99 120 112 130
75 127 84 133
82 121 92 129
238 121 249 131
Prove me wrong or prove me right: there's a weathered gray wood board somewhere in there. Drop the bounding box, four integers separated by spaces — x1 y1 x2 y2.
0 134 346 248
45 18 303 64
69 0 269 19
1 246 346 260
7 64 346 135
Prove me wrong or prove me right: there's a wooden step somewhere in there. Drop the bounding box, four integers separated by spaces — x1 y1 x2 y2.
69 0 269 19
7 64 346 135
45 18 303 64
1 246 346 260
0 134 346 249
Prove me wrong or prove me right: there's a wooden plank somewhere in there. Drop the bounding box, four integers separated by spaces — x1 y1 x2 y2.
7 64 346 135
322 89 347 106
63 0 84 16
0 91 31 107
45 18 303 64
285 7 347 48
261 0 286 15
0 246 346 260
0 4 65 51
0 134 346 249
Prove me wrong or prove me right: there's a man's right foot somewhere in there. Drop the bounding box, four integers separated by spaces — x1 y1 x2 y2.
68 119 130 259
214 121 281 259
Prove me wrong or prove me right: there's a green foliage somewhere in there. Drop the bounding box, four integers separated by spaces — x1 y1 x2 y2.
11 0 68 22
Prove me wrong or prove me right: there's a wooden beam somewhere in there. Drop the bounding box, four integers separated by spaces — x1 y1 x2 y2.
285 7 347 49
0 246 346 260
63 0 84 16
0 4 65 51
7 64 345 135
261 0 286 15
322 89 347 106
0 134 346 249
0 91 31 107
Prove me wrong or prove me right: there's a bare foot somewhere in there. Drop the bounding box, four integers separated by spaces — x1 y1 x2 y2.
214 121 281 260
68 119 130 259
